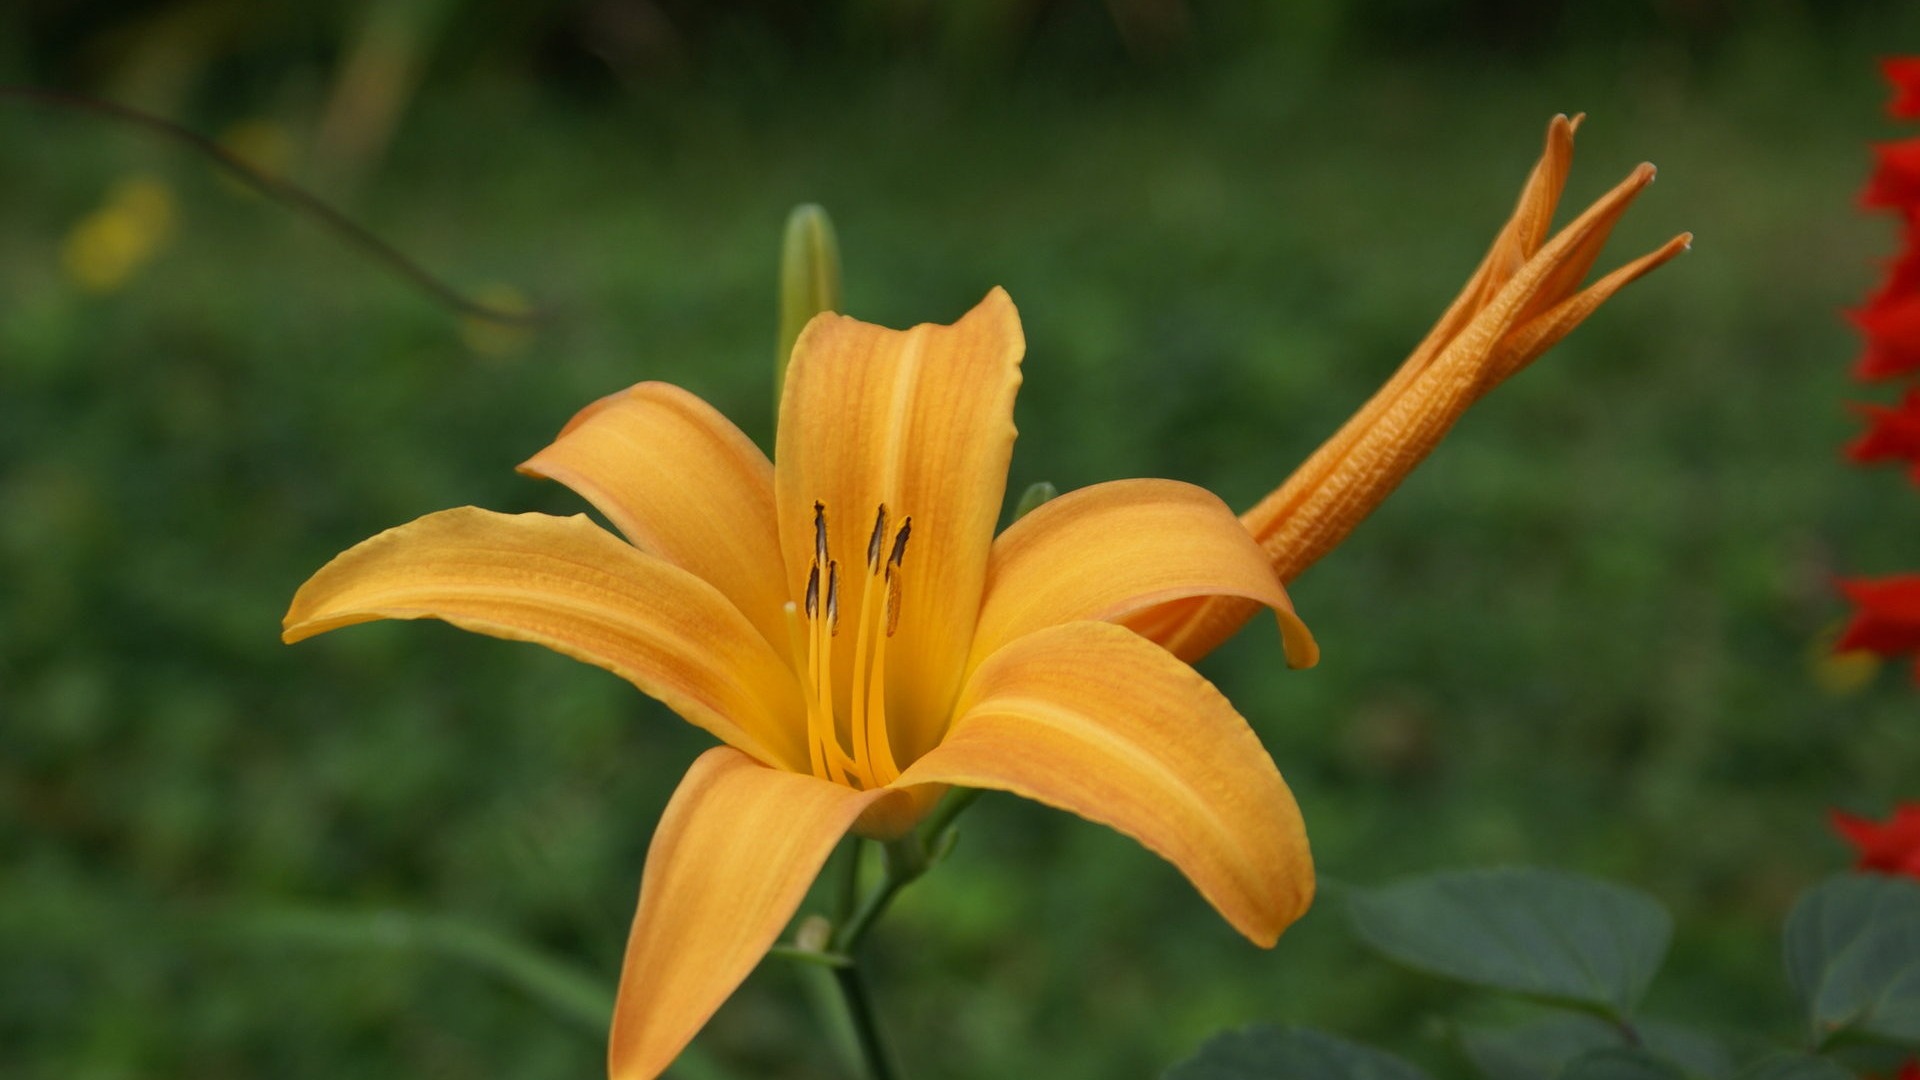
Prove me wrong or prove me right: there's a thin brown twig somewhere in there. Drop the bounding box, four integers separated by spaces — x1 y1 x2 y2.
1 86 550 327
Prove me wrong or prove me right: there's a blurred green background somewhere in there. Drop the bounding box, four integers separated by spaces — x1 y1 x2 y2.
4 2 1919 1077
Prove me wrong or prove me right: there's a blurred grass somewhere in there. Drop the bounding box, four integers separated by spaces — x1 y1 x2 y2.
5 9 1920 1079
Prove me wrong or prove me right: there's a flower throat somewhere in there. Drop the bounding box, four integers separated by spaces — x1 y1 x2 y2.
784 501 911 788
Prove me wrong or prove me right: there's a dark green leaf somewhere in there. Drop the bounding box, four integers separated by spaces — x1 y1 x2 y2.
1347 868 1673 1017
1164 1025 1433 1080
1557 1049 1687 1080
1782 875 1920 1045
1727 1055 1856 1080
1461 1015 1731 1080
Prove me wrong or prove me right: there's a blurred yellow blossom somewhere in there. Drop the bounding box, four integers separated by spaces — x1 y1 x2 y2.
61 174 177 293
1810 619 1883 696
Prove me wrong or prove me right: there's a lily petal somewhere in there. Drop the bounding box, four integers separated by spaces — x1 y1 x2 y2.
972 478 1316 670
774 288 1024 765
610 747 896 1080
283 508 809 771
896 621 1313 946
519 381 790 652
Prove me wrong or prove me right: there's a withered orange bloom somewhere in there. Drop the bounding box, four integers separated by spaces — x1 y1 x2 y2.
285 288 1319 1079
1128 114 1691 660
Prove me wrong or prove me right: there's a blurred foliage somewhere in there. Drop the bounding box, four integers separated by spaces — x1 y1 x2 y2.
4 2 1920 1079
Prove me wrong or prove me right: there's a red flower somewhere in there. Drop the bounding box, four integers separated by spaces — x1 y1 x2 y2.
1888 57 1920 119
1833 802 1920 877
1852 292 1920 380
1836 576 1920 679
1864 138 1920 214
1847 388 1920 477
1871 218 1920 306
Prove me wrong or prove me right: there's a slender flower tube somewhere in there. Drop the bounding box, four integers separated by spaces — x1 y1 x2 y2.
285 289 1317 1079
1128 115 1690 662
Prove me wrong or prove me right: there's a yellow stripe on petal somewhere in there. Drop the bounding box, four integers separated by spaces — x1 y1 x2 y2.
973 479 1315 671
774 288 1024 766
283 508 809 771
610 747 896 1080
896 621 1313 946
518 382 790 653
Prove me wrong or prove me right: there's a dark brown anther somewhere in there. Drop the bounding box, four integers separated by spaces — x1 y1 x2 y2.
865 505 889 572
826 560 842 635
804 562 820 620
888 517 912 569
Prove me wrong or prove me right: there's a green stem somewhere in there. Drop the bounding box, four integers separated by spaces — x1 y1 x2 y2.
833 836 928 952
767 943 853 969
833 960 901 1080
832 837 864 925
918 788 980 855
787 793 988 1079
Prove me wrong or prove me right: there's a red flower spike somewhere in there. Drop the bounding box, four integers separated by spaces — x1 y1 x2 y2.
1835 575 1920 680
1831 803 1920 878
1863 139 1920 213
1871 221 1920 306
1888 57 1920 119
1852 291 1920 380
1847 389 1920 478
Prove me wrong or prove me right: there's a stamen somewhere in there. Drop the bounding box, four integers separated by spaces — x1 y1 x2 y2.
885 518 911 638
867 562 901 783
888 517 912 568
866 505 889 571
826 560 841 635
794 500 905 788
849 507 886 780
807 562 850 787
784 601 826 778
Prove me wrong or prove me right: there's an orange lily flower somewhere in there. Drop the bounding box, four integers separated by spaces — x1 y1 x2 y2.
1127 114 1691 661
285 288 1319 1078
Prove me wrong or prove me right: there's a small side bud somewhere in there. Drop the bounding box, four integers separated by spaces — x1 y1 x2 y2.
775 204 843 410
1012 481 1059 521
